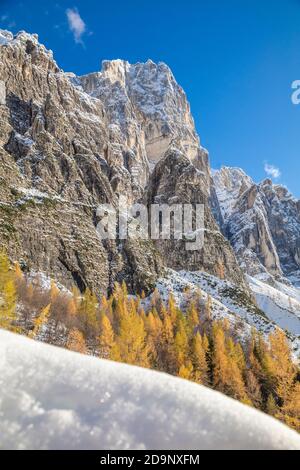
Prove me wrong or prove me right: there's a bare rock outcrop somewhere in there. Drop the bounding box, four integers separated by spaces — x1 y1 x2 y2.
212 167 300 284
145 148 248 289
0 31 162 294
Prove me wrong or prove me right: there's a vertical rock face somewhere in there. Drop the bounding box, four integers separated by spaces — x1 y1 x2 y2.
76 59 206 169
0 29 247 294
145 149 248 289
211 167 254 222
260 180 300 281
0 30 163 294
76 60 247 287
212 167 300 284
0 80 5 106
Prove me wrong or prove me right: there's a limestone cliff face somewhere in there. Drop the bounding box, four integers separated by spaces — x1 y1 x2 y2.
76 59 208 175
145 150 248 289
260 180 300 282
0 30 162 294
0 30 247 294
212 167 300 284
74 59 245 288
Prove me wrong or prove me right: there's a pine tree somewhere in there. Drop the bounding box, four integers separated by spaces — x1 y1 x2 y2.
0 250 10 292
100 295 108 310
246 370 262 408
116 301 149 367
268 329 296 404
144 310 159 365
26 283 34 304
112 283 126 331
234 342 247 373
71 285 81 309
191 332 208 384
157 309 175 372
266 394 277 417
79 288 98 336
174 318 189 372
248 331 271 395
121 280 128 298
0 279 17 331
226 338 248 402
66 298 77 317
14 262 23 281
186 302 199 337
99 313 115 359
0 252 17 331
212 322 228 393
30 304 51 339
205 294 212 320
280 382 300 432
151 288 161 310
178 361 193 380
202 333 209 354
167 293 178 324
212 322 248 401
50 280 60 302
145 311 157 336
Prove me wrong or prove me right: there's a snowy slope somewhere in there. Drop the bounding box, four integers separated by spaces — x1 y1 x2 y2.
1 329 300 450
212 167 300 282
211 166 254 221
155 269 300 357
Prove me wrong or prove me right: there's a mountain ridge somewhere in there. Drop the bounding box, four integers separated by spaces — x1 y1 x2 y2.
0 28 300 345
0 28 247 293
212 166 300 284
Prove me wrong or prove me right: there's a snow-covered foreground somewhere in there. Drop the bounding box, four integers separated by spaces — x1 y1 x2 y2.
0 330 300 450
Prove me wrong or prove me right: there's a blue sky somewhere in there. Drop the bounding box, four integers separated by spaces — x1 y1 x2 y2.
1 0 300 196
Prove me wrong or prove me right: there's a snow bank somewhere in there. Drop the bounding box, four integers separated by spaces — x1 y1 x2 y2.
0 329 299 450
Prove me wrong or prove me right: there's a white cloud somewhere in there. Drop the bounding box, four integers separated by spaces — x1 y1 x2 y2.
66 8 86 44
264 163 281 179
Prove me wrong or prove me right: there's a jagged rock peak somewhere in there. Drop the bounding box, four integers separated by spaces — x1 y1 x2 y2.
212 166 254 188
212 166 300 283
0 29 247 294
0 29 56 64
73 58 203 168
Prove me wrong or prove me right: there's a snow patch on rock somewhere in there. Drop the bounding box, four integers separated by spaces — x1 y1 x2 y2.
0 80 5 105
247 275 300 336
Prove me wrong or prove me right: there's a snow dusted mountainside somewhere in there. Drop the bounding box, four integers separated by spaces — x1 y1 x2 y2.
212 167 254 223
1 329 300 450
247 275 300 336
212 167 300 282
0 29 246 292
73 59 208 175
1 28 300 356
1 29 300 444
155 269 300 356
212 167 300 338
